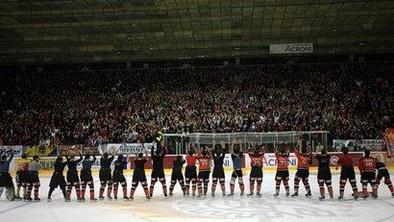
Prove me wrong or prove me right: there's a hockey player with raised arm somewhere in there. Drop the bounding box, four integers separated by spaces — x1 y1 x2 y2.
292 143 312 197
314 147 333 200
130 145 150 200
184 146 198 197
336 147 358 200
99 152 114 200
169 155 186 197
66 152 83 201
228 145 244 197
247 145 265 197
274 145 290 197
80 153 97 201
211 144 226 197
113 154 129 200
149 141 168 198
196 146 211 198
47 156 68 202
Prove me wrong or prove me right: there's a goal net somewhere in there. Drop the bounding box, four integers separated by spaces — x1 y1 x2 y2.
162 131 329 154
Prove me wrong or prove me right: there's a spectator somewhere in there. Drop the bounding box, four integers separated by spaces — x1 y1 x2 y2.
0 63 392 146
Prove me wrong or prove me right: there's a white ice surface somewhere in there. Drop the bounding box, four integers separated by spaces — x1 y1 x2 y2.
0 172 393 222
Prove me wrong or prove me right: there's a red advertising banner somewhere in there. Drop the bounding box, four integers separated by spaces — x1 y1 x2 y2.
58 145 82 156
384 128 394 158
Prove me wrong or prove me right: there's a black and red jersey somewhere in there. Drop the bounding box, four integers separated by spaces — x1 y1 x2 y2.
275 152 289 171
358 157 376 173
249 152 264 168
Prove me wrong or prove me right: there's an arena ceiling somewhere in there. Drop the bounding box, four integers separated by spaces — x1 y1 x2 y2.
1 0 394 65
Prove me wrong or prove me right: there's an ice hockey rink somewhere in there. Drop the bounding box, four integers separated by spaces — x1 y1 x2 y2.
0 170 393 222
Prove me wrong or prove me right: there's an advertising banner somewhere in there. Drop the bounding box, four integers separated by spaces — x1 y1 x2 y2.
25 145 57 157
58 145 82 156
82 146 100 156
99 143 155 155
333 139 385 151
0 145 23 157
269 43 313 54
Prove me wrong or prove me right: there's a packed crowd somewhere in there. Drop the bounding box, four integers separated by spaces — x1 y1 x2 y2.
0 63 393 146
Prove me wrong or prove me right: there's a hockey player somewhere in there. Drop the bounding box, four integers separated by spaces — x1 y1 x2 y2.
314 148 333 200
247 145 265 197
99 152 114 200
197 147 211 198
274 146 290 197
0 152 15 201
66 153 83 201
336 147 358 200
130 150 150 200
80 153 97 201
149 142 168 198
358 150 377 198
113 154 129 200
292 145 312 197
47 156 68 202
228 146 244 197
185 147 198 197
211 144 226 197
375 157 394 196
15 154 29 200
169 155 186 196
26 155 41 201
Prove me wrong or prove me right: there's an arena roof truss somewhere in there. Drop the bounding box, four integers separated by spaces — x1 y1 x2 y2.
0 0 394 64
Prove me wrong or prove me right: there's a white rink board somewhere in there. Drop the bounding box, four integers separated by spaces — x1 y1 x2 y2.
0 172 393 222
